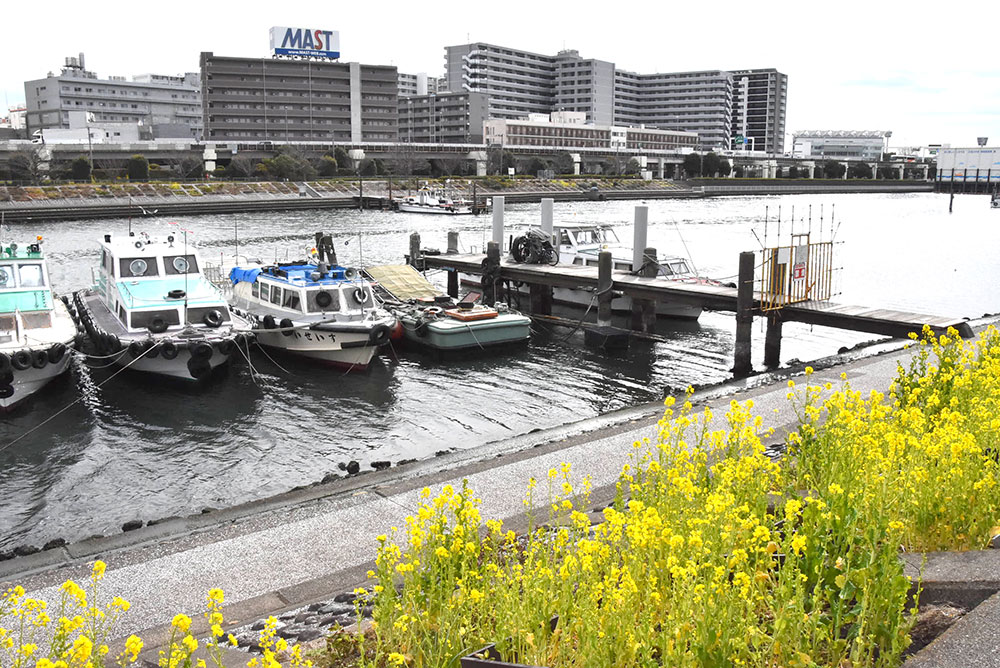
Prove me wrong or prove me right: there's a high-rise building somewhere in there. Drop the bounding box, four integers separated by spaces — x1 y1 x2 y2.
445 43 556 119
200 52 397 143
442 42 783 150
553 50 615 126
24 54 202 139
730 68 787 154
398 91 487 143
614 69 734 149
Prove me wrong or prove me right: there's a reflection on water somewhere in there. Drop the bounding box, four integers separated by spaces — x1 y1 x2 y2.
1 192 997 550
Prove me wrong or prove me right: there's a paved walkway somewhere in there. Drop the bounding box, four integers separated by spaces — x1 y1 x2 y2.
2 323 997 665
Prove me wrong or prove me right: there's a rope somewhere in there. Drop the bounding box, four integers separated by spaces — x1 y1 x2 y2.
0 342 159 455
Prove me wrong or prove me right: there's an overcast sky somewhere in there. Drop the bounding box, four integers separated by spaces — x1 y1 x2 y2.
4 0 998 148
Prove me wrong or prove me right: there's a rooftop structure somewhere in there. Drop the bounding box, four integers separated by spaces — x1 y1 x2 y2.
792 130 892 160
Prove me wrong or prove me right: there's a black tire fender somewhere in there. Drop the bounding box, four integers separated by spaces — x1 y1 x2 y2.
369 324 392 347
47 342 67 364
280 318 295 337
190 341 213 360
203 309 223 328
161 340 179 360
11 350 31 371
31 350 48 369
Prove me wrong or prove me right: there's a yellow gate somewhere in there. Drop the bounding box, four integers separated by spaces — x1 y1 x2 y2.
760 234 834 311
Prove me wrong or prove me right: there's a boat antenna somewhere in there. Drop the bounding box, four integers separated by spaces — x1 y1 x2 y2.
234 220 239 265
183 229 189 325
673 220 698 276
128 194 132 237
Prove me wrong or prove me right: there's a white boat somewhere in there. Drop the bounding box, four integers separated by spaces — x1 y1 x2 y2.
991 191 1000 209
0 237 77 411
463 223 725 320
73 232 252 381
223 238 398 371
396 190 473 215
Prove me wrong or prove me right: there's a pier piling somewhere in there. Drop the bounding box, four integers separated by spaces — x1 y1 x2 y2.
764 312 783 368
408 232 421 269
597 251 613 326
483 241 501 305
447 231 459 254
630 246 658 333
733 251 755 377
632 206 649 271
492 197 505 246
541 198 554 237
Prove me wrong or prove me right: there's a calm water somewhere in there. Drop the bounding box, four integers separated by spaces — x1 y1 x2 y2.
1 192 997 550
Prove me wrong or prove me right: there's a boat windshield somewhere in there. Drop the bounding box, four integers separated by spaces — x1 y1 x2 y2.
18 263 45 287
660 260 692 276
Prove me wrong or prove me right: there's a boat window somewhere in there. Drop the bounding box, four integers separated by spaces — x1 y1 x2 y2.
102 249 113 273
306 288 340 313
585 259 598 267
572 257 583 265
614 262 631 271
120 257 158 278
164 254 199 275
669 261 690 275
0 264 14 288
559 230 571 246
17 263 45 287
259 283 270 302
251 280 260 298
282 289 301 311
270 285 282 306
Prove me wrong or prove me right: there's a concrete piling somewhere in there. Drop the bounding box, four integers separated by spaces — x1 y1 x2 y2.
632 206 648 272
733 251 755 377
630 246 658 333
492 196 505 246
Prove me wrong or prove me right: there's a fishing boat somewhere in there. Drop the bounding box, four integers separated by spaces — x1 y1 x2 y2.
396 189 473 215
366 264 531 351
223 234 397 370
73 232 251 381
0 237 77 411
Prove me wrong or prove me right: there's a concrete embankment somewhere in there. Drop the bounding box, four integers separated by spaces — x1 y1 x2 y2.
0 179 933 222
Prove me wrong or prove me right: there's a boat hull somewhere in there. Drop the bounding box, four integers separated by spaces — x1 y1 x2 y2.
459 276 703 320
398 312 531 350
397 203 472 215
0 355 73 412
254 327 379 369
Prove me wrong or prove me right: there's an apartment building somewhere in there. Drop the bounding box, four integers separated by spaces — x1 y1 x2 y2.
24 54 202 138
614 69 733 149
731 68 787 154
445 43 556 119
398 91 487 143
200 52 397 143
553 50 615 126
398 72 443 98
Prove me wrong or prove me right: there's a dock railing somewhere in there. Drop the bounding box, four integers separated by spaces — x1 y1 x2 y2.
759 236 835 311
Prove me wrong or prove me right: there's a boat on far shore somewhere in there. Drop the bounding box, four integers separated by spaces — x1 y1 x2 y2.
396 189 473 215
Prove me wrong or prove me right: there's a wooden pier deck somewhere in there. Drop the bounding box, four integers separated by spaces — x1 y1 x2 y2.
421 253 973 340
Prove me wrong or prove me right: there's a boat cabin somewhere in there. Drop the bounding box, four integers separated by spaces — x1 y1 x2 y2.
96 233 231 333
0 239 54 335
230 263 375 317
551 223 694 276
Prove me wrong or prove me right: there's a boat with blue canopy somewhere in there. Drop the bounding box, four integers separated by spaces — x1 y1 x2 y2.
223 233 397 370
0 236 77 411
72 231 252 381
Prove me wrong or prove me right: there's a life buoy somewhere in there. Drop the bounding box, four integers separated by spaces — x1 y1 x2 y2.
203 309 223 328
425 306 444 316
161 340 179 360
32 350 48 369
166 289 186 300
369 324 391 347
47 343 67 364
0 353 10 374
352 287 368 305
189 341 213 360
280 318 294 337
11 350 31 371
315 290 333 309
187 357 212 380
0 385 13 399
148 317 168 334
263 315 277 330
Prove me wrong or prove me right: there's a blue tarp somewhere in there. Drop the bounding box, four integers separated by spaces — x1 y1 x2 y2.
229 267 262 285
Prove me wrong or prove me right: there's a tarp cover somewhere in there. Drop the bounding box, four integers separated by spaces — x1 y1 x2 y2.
229 267 262 285
365 264 441 301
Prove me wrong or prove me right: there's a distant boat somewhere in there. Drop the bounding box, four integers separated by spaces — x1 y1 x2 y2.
396 189 473 215
0 237 77 411
991 191 1000 209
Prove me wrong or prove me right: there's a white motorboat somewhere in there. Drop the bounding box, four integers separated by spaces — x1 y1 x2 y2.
0 237 77 411
223 235 398 371
396 189 473 215
73 232 252 381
